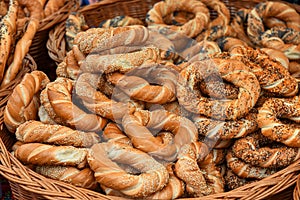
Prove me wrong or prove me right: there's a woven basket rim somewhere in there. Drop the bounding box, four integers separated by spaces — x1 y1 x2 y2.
7 0 300 199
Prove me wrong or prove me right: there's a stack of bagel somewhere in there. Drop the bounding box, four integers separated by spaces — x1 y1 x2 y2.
3 0 300 199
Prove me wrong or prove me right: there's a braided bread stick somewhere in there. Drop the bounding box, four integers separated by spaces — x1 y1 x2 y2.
226 150 277 179
75 73 136 122
41 77 107 132
81 46 160 74
229 46 298 97
35 165 97 189
216 36 248 52
146 0 210 38
15 120 100 147
1 0 45 88
88 142 169 198
15 143 88 168
122 109 198 161
193 109 258 140
102 122 131 145
74 25 149 54
0 0 18 83
261 48 289 69
232 132 300 168
107 64 177 104
174 141 211 197
4 71 50 133
257 97 300 147
177 58 260 120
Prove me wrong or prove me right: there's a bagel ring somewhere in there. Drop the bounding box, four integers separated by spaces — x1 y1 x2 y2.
122 109 198 161
257 96 300 147
232 132 300 168
87 142 169 198
146 0 210 38
176 58 260 120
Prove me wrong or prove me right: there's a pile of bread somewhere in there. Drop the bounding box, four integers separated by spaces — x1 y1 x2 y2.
2 0 300 199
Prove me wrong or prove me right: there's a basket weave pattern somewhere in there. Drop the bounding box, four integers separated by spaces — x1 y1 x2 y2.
1 0 300 199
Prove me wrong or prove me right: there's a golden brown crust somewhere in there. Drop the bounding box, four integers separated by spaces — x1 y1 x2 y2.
0 0 18 83
15 120 101 147
4 71 50 133
41 77 107 132
81 46 160 74
75 73 136 122
102 122 131 146
15 143 88 168
232 132 300 168
193 109 258 140
122 109 198 161
260 48 289 69
247 1 300 45
1 0 45 88
87 142 169 198
177 58 260 120
74 25 149 54
107 64 177 104
35 166 97 189
226 150 277 179
146 0 210 38
257 97 300 147
229 46 298 97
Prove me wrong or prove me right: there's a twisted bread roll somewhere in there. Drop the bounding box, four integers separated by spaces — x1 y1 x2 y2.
15 143 87 168
15 120 100 147
74 25 149 54
35 165 97 189
102 122 131 146
4 71 50 133
99 15 143 28
87 142 169 198
193 109 258 140
177 58 260 120
40 77 107 132
229 46 298 97
107 64 177 104
146 0 210 38
163 10 194 26
174 141 211 197
257 97 300 147
232 132 300 168
198 73 239 99
65 12 88 51
247 1 300 46
216 36 248 52
182 40 221 62
196 25 236 42
81 46 160 74
56 45 84 80
230 8 254 47
226 150 277 179
1 0 45 87
224 169 255 190
38 105 57 125
44 0 65 17
145 163 185 199
0 0 18 83
264 17 287 29
260 48 289 69
199 0 230 28
122 109 198 161
75 73 136 122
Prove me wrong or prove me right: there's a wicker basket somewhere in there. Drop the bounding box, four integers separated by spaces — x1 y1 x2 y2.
1 0 299 199
28 0 79 77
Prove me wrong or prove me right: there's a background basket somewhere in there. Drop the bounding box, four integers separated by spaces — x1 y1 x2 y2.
0 0 299 199
28 0 79 77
